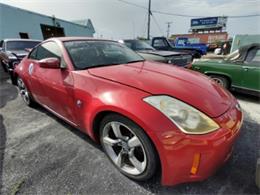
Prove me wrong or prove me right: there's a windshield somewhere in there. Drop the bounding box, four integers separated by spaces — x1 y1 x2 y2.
64 40 144 70
168 39 175 47
124 40 155 51
6 41 40 51
225 49 240 61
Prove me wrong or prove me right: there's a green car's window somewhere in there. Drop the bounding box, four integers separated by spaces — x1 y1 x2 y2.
245 48 260 66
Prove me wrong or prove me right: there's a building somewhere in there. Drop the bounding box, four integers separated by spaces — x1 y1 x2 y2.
171 32 228 45
171 16 228 50
231 34 260 52
190 16 227 33
0 3 95 40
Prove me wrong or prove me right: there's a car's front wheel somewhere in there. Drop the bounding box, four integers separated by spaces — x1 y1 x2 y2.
100 114 158 181
209 75 229 89
17 77 35 107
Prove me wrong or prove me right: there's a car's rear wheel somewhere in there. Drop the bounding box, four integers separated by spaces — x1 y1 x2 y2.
17 77 35 107
209 75 229 89
100 114 158 181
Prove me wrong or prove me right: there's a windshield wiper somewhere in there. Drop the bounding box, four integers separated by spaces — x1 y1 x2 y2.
126 60 145 64
85 63 123 69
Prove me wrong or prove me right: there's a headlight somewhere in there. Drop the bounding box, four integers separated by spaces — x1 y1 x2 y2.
144 96 219 134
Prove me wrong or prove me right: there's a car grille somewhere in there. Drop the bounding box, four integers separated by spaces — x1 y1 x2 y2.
169 55 192 67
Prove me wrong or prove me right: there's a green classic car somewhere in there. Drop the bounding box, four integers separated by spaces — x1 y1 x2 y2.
192 44 260 95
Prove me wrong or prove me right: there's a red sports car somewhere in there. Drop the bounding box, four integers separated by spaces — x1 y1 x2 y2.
14 37 243 186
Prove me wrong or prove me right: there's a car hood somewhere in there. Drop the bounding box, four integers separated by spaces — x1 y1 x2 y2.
138 50 185 57
7 50 29 58
88 61 233 117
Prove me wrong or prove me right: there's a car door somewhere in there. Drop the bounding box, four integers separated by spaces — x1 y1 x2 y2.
35 41 77 124
24 47 45 103
241 48 260 92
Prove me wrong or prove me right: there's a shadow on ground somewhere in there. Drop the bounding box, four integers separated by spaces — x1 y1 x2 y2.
232 91 260 103
0 69 18 194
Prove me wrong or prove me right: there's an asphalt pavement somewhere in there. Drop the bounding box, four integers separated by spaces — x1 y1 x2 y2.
0 68 259 194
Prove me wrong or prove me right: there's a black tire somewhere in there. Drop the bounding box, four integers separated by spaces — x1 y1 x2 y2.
99 113 158 181
209 75 230 89
193 51 201 59
10 72 17 85
17 77 36 107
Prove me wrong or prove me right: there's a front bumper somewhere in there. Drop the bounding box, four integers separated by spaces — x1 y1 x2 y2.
158 102 243 186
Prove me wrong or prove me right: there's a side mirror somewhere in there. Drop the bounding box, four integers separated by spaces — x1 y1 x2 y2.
39 58 60 69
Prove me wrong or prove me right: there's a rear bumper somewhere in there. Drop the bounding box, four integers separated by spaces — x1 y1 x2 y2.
158 102 243 186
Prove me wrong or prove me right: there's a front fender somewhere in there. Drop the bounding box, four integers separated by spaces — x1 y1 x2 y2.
204 71 232 81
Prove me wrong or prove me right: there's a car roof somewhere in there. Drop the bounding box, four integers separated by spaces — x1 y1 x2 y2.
46 37 115 42
4 39 42 42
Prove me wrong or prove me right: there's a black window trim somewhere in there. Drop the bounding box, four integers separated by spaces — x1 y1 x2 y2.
28 40 63 61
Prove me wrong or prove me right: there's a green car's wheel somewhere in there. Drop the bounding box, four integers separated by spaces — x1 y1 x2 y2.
210 75 229 89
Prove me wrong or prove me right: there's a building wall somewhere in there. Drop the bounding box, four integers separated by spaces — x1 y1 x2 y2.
231 34 260 52
0 3 95 40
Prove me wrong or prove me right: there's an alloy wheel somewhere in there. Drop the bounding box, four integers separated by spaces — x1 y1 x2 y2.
211 77 224 87
102 121 147 175
17 78 30 105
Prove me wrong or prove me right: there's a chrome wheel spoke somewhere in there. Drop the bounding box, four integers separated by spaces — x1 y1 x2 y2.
18 79 30 105
127 136 141 148
115 150 123 167
129 152 144 173
103 136 120 146
102 121 147 175
111 122 123 138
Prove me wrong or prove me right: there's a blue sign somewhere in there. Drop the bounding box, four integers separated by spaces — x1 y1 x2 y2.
191 17 218 27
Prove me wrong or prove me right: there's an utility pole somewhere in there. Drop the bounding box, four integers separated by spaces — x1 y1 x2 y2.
147 0 152 40
166 22 172 38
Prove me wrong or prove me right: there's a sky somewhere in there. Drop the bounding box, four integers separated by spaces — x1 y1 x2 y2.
1 0 260 39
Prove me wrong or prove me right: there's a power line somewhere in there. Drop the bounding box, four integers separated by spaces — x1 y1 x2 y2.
116 0 147 9
116 0 260 18
153 10 260 18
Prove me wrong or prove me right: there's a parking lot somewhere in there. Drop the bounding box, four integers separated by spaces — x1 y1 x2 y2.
0 67 259 194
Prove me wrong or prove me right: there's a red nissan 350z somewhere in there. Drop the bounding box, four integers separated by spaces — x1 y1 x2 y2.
14 37 243 186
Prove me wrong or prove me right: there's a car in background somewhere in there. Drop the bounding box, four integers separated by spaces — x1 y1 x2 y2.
120 39 192 68
14 37 243 186
0 39 41 83
151 37 205 58
192 43 260 96
171 37 208 55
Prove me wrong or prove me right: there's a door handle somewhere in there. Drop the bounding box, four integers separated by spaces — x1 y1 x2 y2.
242 66 255 71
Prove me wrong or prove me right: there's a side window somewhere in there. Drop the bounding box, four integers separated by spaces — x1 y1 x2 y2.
250 49 260 66
28 48 38 60
0 40 3 48
245 48 260 66
153 39 167 47
36 42 62 60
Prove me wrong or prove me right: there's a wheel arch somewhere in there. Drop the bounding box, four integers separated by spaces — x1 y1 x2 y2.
91 109 162 174
204 71 232 86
